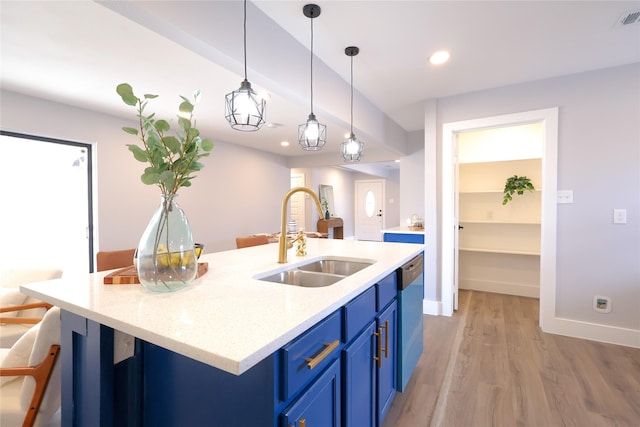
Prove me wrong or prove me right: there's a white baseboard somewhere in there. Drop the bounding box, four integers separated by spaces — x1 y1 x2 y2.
459 278 539 299
542 316 640 349
423 298 442 316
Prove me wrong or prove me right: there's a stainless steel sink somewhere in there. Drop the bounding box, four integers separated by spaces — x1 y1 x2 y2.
258 270 345 287
255 256 375 288
296 258 373 276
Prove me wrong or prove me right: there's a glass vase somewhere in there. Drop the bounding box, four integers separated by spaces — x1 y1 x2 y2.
136 194 197 292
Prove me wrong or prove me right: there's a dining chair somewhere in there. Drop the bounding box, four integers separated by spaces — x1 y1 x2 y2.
235 235 270 249
96 248 136 272
0 306 61 427
1 268 62 349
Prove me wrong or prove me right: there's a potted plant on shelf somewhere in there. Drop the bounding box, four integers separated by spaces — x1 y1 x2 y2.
321 198 330 219
116 83 214 292
502 175 535 205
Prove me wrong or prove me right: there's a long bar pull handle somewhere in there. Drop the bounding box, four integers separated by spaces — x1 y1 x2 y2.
306 340 339 370
299 419 306 427
381 320 389 359
373 327 382 368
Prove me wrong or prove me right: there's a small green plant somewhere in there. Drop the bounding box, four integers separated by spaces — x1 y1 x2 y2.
503 175 535 205
116 83 214 197
321 198 329 213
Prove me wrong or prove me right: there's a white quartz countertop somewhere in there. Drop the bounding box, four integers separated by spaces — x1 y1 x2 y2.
382 225 425 235
21 239 423 375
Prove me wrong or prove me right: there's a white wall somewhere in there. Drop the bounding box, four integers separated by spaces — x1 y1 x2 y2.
400 131 425 225
1 90 291 256
427 64 640 338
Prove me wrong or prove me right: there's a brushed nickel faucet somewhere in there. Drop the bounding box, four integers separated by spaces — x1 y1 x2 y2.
279 187 324 263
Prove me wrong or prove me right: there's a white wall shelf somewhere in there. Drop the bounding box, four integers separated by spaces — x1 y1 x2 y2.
458 158 542 298
460 219 541 225
459 247 540 256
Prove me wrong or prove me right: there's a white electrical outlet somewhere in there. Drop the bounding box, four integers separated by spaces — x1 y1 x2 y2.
593 295 611 313
557 190 573 204
613 209 627 224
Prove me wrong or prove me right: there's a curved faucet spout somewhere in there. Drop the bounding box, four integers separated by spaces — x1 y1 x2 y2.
279 187 324 263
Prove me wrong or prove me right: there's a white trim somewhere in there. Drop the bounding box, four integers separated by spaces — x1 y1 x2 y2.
544 317 640 349
423 299 442 316
442 108 559 326
459 279 539 299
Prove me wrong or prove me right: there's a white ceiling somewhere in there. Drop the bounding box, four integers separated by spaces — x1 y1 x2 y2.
2 1 639 170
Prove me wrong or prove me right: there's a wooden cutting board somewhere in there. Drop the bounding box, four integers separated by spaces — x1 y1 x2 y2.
104 263 209 285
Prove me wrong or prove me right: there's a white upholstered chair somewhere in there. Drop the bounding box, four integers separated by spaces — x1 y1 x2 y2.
0 306 61 427
0 268 63 348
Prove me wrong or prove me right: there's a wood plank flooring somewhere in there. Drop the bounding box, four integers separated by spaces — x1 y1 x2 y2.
383 290 640 427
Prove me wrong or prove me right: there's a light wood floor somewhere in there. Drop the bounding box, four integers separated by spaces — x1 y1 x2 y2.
383 290 640 427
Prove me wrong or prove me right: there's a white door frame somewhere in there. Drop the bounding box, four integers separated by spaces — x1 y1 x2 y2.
441 108 558 322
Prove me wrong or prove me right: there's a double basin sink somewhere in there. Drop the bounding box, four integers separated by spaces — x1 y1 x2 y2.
255 257 375 288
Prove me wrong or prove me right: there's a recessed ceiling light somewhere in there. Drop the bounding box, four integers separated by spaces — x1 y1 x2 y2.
429 50 450 65
281 141 290 147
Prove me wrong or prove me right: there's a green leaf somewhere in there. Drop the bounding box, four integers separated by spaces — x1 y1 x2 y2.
201 138 214 151
127 145 148 162
143 93 159 99
179 101 194 114
164 136 181 154
116 83 138 106
141 170 160 185
189 161 204 171
154 120 170 133
122 127 138 135
159 170 175 189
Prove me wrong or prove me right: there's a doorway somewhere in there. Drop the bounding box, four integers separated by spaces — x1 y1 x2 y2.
0 131 94 275
441 108 558 324
354 179 385 241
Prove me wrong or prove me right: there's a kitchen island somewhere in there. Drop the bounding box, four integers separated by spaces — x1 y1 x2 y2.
22 239 424 427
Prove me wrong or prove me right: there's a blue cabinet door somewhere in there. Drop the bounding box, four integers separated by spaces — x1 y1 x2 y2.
376 300 397 426
280 358 341 427
343 321 376 427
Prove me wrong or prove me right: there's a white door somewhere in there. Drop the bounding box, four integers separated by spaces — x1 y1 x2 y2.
355 179 385 241
453 136 460 311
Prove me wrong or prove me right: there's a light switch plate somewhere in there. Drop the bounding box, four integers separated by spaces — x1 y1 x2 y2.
557 190 573 204
613 209 627 224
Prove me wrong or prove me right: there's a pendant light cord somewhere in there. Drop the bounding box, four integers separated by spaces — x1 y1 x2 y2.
310 16 314 115
350 55 354 135
243 0 248 81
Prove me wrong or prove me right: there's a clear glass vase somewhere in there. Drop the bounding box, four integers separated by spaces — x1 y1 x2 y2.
136 194 197 292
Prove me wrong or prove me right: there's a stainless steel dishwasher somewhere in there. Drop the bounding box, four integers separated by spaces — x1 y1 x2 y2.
397 253 424 392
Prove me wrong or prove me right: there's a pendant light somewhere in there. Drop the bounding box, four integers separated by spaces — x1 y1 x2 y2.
298 4 326 151
225 0 266 131
340 46 364 162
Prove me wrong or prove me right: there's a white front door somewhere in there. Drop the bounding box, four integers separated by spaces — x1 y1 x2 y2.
355 179 385 241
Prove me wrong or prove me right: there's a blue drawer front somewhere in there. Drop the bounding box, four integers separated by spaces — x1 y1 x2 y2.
376 272 397 311
281 310 342 401
383 233 424 244
343 286 376 342
280 358 341 427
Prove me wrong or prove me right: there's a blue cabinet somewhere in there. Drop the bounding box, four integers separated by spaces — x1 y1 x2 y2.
280 358 341 427
383 232 424 244
376 301 397 424
342 275 398 427
61 273 401 427
343 321 376 427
